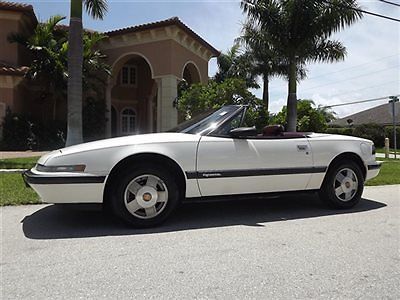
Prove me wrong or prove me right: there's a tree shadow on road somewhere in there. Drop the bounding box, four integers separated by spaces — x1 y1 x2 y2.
22 194 386 240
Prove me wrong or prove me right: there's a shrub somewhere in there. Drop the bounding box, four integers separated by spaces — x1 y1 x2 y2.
384 126 400 148
271 99 333 132
353 123 385 147
325 123 386 147
83 97 107 142
1 108 31 150
327 123 343 128
325 127 354 136
30 121 66 150
0 108 66 151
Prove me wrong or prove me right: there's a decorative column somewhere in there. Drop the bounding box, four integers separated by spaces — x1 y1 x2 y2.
105 84 112 138
156 78 162 132
157 75 178 132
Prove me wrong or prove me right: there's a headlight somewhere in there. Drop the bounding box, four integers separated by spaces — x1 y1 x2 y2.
36 164 86 172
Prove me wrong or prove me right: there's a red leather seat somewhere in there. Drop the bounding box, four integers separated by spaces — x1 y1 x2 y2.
262 125 285 136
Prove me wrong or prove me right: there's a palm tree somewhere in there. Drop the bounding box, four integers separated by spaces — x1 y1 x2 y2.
9 15 110 138
317 104 337 123
82 32 111 89
8 15 68 121
238 20 307 113
214 43 259 89
237 21 287 112
66 0 107 146
241 0 362 131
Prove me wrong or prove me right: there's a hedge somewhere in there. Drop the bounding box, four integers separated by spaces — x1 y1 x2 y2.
384 126 400 148
326 123 399 147
1 99 107 150
325 127 354 136
0 110 66 151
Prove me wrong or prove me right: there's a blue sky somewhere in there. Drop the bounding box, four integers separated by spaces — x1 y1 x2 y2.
15 0 400 117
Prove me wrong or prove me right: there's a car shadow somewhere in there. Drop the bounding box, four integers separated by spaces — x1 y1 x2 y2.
22 194 386 240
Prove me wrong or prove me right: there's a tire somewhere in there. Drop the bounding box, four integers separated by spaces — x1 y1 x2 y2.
319 160 364 209
109 164 180 227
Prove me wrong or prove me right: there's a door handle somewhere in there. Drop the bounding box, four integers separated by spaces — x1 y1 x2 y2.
297 145 308 151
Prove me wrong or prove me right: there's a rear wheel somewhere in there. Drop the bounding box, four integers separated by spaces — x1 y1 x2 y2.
319 160 364 209
110 165 180 227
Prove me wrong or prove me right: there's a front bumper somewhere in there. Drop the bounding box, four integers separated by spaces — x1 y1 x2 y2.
366 161 382 181
22 170 105 185
22 169 106 204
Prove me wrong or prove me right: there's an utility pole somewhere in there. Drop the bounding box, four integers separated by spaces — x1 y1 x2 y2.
389 96 399 159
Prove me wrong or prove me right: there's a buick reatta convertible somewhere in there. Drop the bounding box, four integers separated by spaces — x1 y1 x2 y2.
23 105 381 227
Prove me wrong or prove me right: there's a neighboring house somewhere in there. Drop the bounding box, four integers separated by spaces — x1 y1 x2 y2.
331 102 399 127
0 1 219 137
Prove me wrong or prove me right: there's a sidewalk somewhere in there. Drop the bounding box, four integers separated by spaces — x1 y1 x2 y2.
0 151 49 159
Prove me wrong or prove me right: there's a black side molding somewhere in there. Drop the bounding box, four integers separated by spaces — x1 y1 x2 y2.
22 170 106 185
186 166 327 179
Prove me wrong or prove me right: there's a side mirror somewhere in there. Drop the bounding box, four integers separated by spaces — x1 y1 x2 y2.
229 127 258 138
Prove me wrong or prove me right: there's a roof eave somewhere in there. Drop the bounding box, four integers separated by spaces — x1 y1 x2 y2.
105 17 220 58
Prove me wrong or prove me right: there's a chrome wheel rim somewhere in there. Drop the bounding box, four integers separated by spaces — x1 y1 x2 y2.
124 174 168 219
333 168 358 202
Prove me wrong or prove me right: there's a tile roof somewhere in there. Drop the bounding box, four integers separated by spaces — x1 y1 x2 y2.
331 102 400 126
0 1 32 11
0 3 219 57
0 1 37 22
105 17 220 57
0 61 28 76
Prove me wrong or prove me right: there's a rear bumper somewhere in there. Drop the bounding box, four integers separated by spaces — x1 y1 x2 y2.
23 169 106 204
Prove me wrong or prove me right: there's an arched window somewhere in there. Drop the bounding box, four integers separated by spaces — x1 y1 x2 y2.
121 108 136 135
120 65 137 86
182 62 201 85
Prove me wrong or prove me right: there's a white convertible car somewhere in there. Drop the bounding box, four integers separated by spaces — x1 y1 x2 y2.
23 105 381 227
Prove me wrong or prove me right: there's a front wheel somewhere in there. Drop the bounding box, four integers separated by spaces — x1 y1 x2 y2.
319 160 364 209
110 165 180 227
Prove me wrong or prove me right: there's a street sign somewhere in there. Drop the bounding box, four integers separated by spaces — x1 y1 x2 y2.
388 102 399 116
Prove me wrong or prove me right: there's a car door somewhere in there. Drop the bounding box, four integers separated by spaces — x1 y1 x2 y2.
196 135 314 197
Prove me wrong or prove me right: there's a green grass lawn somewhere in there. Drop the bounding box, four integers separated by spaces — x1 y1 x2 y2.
0 156 39 169
365 158 400 186
0 157 398 206
376 147 397 154
0 172 40 206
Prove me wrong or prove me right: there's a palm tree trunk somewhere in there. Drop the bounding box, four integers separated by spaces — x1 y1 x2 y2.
66 0 83 146
262 75 269 112
53 96 57 121
286 60 297 132
50 82 56 121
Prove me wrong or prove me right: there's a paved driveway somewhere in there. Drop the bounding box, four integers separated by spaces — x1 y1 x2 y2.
1 185 399 299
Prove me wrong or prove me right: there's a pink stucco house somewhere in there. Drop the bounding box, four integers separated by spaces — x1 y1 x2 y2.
0 1 219 137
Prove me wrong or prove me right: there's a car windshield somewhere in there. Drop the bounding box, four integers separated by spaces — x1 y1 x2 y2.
169 105 242 135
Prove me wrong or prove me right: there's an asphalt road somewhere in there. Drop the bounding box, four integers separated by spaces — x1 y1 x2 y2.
1 185 399 299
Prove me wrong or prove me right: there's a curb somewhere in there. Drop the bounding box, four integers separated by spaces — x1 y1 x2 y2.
0 169 28 173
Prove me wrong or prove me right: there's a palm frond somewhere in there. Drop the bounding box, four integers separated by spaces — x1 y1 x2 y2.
308 39 346 63
317 0 363 37
7 32 28 46
47 15 66 31
84 0 108 20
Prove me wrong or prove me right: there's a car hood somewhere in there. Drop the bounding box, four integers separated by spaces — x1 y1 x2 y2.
38 132 200 164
